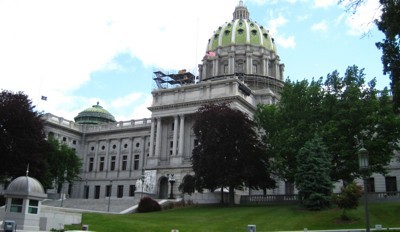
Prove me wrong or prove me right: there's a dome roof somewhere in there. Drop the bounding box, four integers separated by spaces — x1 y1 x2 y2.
206 1 277 53
5 176 47 199
74 102 116 125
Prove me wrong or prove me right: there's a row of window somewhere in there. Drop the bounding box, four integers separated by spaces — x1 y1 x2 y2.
88 154 141 172
9 198 38 214
83 185 136 199
90 142 143 151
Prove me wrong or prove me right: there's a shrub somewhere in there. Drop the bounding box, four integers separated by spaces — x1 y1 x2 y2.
333 182 363 220
137 197 161 213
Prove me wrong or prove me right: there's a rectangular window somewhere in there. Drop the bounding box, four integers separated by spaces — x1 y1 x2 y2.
285 181 294 195
84 186 89 199
10 198 23 213
99 157 105 171
89 157 94 172
170 141 173 148
117 185 124 198
129 185 136 197
95 185 100 199
134 155 140 170
122 155 128 171
366 177 375 192
386 176 397 192
28 200 39 214
110 156 116 171
106 185 112 197
172 122 174 130
224 64 228 74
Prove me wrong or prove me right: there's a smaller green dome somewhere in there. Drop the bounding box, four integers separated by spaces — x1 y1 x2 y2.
74 102 116 125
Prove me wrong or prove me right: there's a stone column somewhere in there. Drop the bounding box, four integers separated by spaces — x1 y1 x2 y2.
149 118 155 156
155 117 162 158
172 115 179 155
178 115 185 156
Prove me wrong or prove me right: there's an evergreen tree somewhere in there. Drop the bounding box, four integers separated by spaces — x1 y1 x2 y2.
295 136 333 210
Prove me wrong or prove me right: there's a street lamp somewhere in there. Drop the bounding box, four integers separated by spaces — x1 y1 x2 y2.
168 174 176 199
107 179 113 212
358 147 370 232
61 170 67 207
141 174 145 198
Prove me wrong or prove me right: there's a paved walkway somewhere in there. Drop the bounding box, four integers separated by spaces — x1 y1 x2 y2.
42 197 140 213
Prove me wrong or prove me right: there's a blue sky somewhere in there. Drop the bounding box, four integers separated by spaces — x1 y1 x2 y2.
0 0 386 121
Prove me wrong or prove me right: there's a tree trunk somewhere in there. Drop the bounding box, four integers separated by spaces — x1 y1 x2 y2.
220 187 224 204
229 186 235 206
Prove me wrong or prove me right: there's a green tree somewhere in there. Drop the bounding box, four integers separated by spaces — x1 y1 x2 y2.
340 0 400 112
255 78 324 183
178 175 196 196
192 102 274 205
255 66 400 184
47 136 82 193
0 90 51 186
295 136 333 210
333 182 363 220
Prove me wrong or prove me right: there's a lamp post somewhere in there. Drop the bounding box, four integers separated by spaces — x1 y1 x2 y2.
358 147 370 232
108 179 113 212
61 170 67 207
141 174 145 198
168 174 176 199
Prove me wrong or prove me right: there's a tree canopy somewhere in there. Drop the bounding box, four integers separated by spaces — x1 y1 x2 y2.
0 90 51 185
192 102 275 205
340 0 400 112
47 136 82 193
255 66 400 184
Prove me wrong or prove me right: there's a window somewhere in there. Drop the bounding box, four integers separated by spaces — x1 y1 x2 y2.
95 186 100 199
285 181 294 195
224 65 228 74
134 155 140 170
62 137 67 142
136 142 140 148
101 145 105 150
106 185 112 197
84 186 89 199
122 155 128 171
99 157 105 171
366 177 375 192
91 146 95 151
129 185 136 197
171 122 175 131
28 200 39 214
72 140 76 145
386 176 397 192
89 157 94 172
170 141 173 148
112 144 116 149
252 64 257 74
110 156 116 171
238 29 244 34
124 144 128 148
10 198 23 213
251 29 257 35
117 185 124 198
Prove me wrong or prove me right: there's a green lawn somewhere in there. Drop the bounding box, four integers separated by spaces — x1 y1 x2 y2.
66 202 400 232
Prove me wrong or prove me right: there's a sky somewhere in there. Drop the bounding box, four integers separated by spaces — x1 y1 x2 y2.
0 0 386 122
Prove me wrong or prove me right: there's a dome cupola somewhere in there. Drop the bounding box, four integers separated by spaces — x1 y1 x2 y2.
74 102 116 125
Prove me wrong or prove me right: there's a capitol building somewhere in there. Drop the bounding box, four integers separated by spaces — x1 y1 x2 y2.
42 1 399 201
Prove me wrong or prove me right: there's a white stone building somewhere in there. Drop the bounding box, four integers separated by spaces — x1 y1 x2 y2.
42 1 399 202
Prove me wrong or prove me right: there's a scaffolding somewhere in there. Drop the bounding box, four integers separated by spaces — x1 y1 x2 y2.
153 70 196 89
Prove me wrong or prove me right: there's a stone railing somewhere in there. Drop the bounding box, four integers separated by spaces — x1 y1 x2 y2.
240 194 299 204
42 113 152 133
367 191 400 202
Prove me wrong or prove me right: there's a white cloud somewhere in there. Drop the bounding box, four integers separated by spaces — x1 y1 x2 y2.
111 92 143 109
343 0 381 36
267 12 296 49
276 35 296 48
311 21 328 31
313 0 337 8
0 0 238 120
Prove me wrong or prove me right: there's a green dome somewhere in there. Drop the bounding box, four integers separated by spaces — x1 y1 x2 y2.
206 1 277 53
74 102 116 125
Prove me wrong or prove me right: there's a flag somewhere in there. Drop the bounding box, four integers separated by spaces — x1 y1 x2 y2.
41 96 47 101
207 51 216 57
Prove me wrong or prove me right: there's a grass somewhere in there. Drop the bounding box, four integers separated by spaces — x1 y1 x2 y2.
65 202 400 232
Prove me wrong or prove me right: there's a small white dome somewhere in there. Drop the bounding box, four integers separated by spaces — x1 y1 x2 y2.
5 176 47 199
